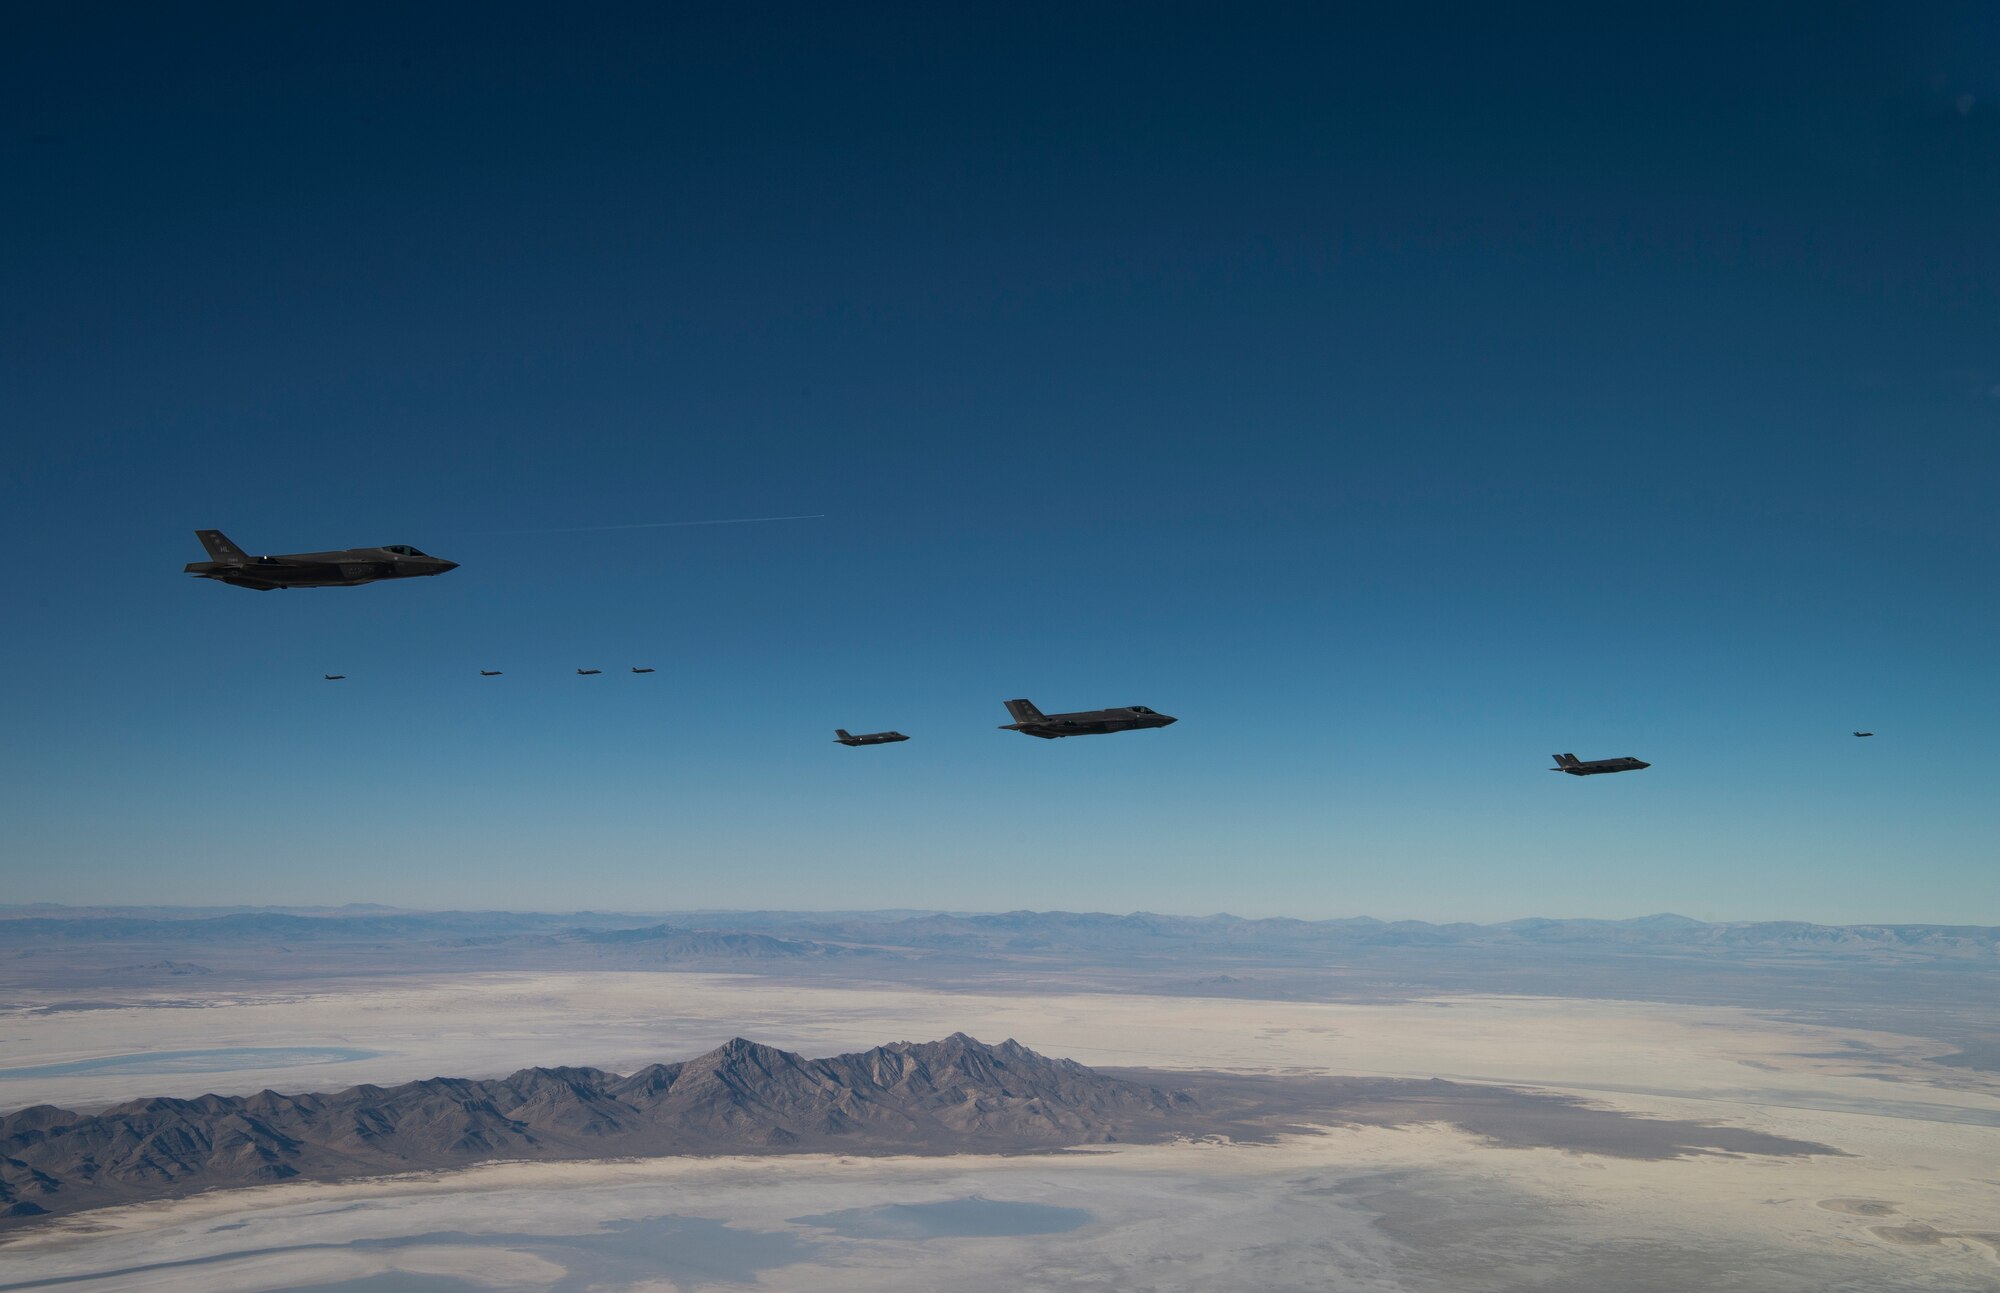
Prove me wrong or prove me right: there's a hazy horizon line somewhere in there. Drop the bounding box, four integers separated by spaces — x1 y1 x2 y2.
2 901 1994 931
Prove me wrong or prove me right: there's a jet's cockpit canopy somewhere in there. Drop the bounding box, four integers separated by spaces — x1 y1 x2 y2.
1129 706 1154 713
384 544 428 556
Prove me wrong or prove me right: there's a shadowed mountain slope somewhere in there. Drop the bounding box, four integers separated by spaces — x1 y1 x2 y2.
0 1035 1188 1225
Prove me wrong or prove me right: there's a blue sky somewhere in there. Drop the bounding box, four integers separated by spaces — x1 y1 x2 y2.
3 4 1995 921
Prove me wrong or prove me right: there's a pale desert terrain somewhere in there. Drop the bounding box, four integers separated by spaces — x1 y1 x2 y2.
2 973 1997 1290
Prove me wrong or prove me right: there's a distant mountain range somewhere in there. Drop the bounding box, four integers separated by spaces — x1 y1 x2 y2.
0 1035 1189 1224
4 908 1993 1022
2 906 1994 958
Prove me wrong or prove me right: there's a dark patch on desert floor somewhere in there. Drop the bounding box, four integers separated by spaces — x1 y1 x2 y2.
1872 1222 1952 1245
10 999 212 1016
1867 1223 2000 1260
1817 1197 1899 1216
1811 1203 2000 1263
1928 1040 2000 1072
1102 1070 1845 1161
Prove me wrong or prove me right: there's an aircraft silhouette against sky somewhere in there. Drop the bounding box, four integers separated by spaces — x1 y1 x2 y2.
180 526 1774 776
835 728 910 746
998 698 1178 739
185 530 458 591
1550 752 1651 776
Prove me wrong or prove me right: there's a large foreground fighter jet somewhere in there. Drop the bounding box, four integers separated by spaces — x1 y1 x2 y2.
999 698 1177 739
1550 752 1650 776
184 530 457 590
835 728 909 746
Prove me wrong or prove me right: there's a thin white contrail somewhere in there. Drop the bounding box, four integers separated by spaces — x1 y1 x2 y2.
486 513 826 536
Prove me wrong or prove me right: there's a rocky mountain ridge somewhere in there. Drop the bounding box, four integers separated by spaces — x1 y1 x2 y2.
0 1034 1188 1225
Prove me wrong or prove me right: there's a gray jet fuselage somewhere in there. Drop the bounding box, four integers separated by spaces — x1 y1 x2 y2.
835 729 909 746
999 698 1177 739
185 530 457 590
1550 752 1650 776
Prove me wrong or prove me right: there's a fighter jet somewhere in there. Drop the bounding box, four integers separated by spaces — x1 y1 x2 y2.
323 674 345 681
998 698 1177 739
184 530 457 591
480 670 503 676
1853 731 1874 738
631 667 656 674
835 728 909 746
577 668 602 676
1550 752 1650 776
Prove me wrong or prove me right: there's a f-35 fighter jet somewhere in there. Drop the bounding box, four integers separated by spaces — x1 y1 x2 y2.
576 668 602 676
184 530 457 591
1550 752 1650 776
999 698 1177 739
835 728 909 746
1853 731 1874 738
480 670 503 676
323 674 345 681
631 667 656 674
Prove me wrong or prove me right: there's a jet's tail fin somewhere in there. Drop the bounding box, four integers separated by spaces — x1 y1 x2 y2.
835 729 853 740
1003 698 1045 724
196 530 248 564
1552 753 1579 768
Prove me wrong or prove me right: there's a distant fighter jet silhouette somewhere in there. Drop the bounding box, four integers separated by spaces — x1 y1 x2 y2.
577 668 602 676
631 667 656 674
835 728 909 746
1550 752 1650 776
323 674 345 681
185 530 457 590
480 670 503 676
999 698 1177 739
1853 731 1874 737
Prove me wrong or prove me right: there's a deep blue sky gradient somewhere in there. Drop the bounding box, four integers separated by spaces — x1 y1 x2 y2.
3 4 1996 919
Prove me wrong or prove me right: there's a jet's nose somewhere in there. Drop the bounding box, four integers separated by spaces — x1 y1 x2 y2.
1158 714 1178 725
432 559 459 574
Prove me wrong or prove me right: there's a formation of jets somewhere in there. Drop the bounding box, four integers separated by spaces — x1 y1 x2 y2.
324 668 654 678
199 531 1881 770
